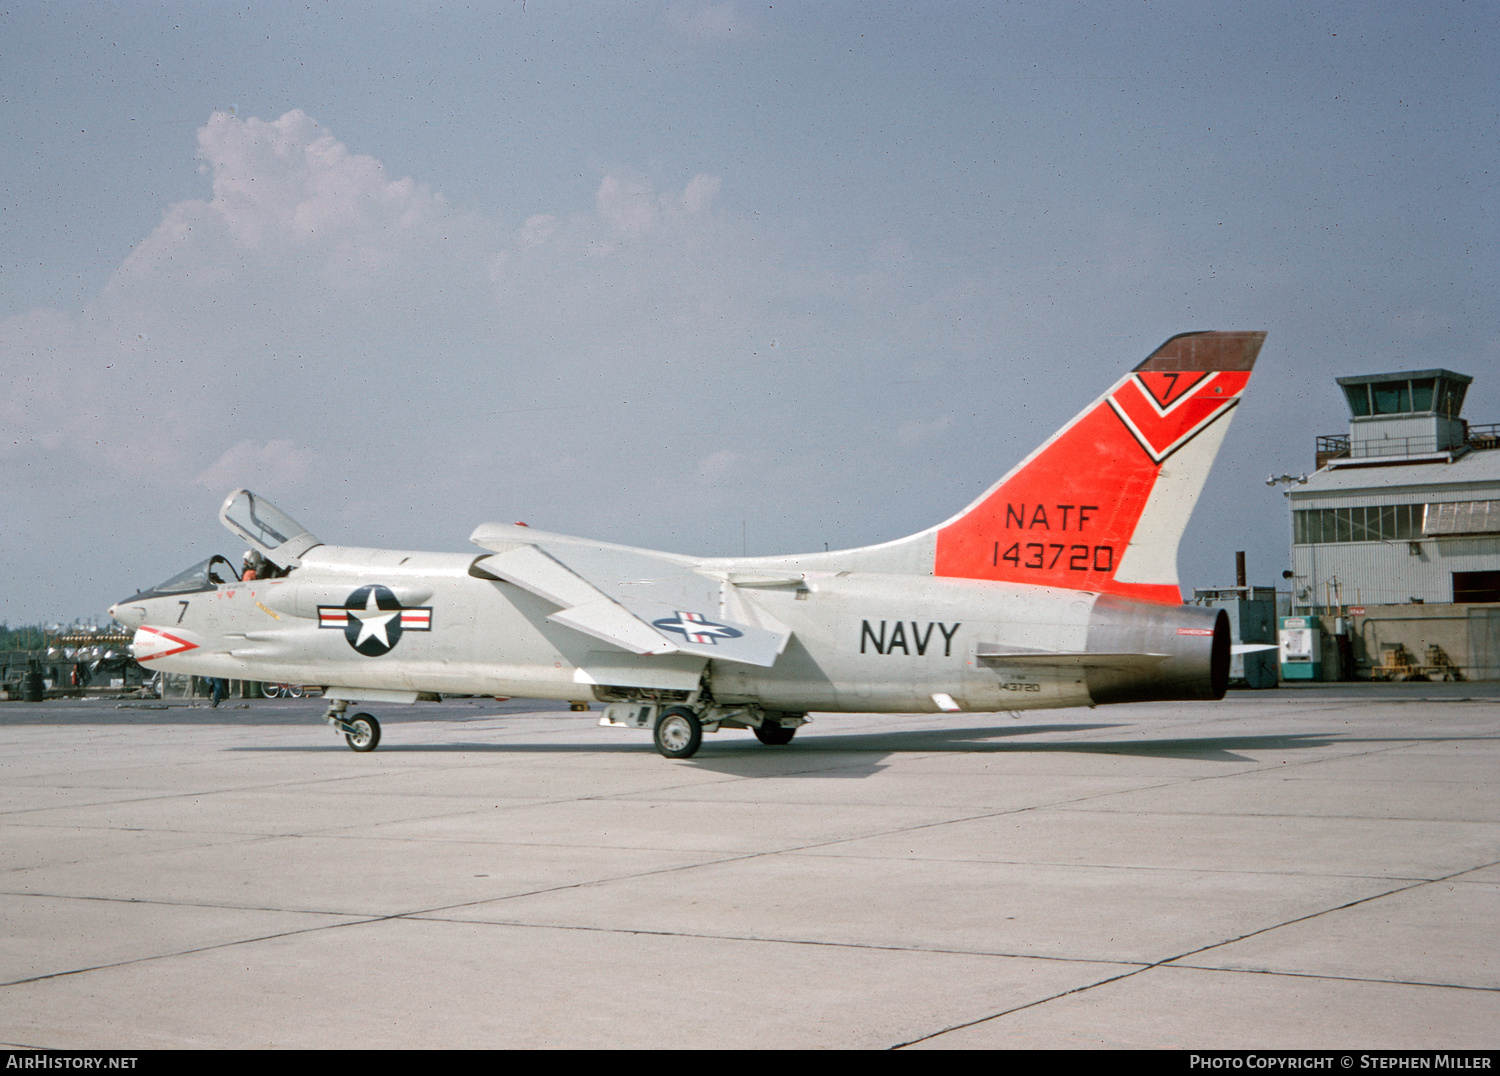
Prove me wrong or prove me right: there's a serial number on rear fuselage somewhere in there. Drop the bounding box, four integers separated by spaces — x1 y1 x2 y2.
994 542 1115 572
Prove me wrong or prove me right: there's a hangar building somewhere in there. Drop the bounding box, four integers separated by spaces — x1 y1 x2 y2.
1287 368 1500 679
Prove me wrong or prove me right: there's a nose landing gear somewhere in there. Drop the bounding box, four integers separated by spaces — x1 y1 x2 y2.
343 713 381 752
323 698 382 752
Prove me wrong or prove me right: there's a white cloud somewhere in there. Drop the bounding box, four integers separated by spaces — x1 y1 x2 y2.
679 174 721 216
0 106 1000 620
193 440 316 492
1 110 483 513
596 172 660 239
520 214 556 247
592 170 721 242
115 110 456 293
696 449 740 481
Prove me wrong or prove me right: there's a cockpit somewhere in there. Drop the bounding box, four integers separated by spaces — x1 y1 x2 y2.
110 490 322 617
144 554 249 596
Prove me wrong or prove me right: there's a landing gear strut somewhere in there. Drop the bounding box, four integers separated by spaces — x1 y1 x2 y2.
323 699 382 753
344 713 381 752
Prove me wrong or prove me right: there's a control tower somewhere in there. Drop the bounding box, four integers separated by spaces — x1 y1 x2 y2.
1288 367 1499 679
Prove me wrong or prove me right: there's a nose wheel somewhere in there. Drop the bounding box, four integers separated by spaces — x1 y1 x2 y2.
323 699 382 752
344 712 381 752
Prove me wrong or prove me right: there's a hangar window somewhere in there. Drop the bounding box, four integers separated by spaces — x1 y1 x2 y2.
1297 502 1500 544
1295 504 1421 545
1423 501 1500 537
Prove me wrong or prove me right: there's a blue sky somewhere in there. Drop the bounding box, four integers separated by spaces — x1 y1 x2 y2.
1 1 1495 623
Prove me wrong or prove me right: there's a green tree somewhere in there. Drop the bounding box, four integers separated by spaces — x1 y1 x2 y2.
0 624 47 651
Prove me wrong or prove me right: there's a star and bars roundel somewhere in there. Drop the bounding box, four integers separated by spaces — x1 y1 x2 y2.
651 610 742 645
318 584 433 656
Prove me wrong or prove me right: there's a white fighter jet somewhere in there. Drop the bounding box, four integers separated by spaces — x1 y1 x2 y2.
110 330 1265 758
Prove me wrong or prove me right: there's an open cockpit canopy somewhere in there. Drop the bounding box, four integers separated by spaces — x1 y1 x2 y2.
218 489 321 568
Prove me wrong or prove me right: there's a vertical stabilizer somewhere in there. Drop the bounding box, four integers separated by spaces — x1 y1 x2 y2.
933 331 1264 603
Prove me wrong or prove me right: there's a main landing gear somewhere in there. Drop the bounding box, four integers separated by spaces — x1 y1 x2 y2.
653 706 702 759
753 722 797 746
644 706 804 759
323 699 382 753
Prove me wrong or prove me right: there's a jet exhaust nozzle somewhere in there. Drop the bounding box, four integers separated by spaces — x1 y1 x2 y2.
1084 595 1230 705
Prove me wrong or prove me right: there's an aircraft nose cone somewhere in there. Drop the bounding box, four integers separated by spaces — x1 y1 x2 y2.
109 601 146 629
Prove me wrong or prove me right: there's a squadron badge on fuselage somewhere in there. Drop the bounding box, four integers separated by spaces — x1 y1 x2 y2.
318 584 433 656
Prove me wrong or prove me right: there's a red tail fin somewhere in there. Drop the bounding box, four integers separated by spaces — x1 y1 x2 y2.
933 331 1265 603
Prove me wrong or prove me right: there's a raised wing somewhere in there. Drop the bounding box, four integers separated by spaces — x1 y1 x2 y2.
472 541 790 667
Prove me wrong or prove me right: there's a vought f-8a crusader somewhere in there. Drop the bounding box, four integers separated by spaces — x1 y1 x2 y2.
110 331 1265 758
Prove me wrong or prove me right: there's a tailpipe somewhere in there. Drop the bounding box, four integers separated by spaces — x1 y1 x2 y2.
1085 594 1230 705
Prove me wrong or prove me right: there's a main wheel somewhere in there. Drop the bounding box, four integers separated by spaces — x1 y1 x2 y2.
261 682 281 699
345 712 381 752
654 706 702 759
754 721 797 746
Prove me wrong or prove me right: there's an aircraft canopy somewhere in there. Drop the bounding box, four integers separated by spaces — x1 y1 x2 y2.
219 489 321 568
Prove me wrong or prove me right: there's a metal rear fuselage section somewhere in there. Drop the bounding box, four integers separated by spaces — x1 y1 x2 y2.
126 545 1228 713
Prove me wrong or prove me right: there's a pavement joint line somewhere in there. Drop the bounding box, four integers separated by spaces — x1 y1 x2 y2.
1155 857 1500 969
389 912 1163 967
1154 963 1500 993
888 961 1499 1050
0 767 776 822
389 914 1497 1001
771 852 1448 880
1044 807 1500 823
0 833 315 875
0 774 443 818
887 856 1500 1049
0 915 393 989
4 696 1495 1047
7 736 1487 888
293 783 1419 920
0 888 383 919
2 751 1490 888
890 965 1151 1048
